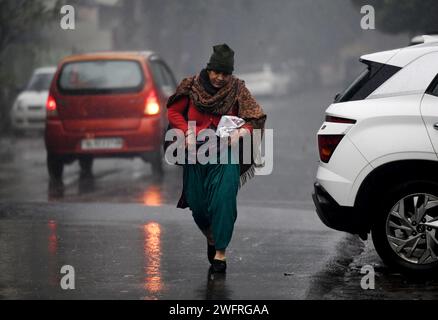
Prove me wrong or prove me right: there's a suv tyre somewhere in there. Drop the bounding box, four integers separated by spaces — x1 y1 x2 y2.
371 180 438 276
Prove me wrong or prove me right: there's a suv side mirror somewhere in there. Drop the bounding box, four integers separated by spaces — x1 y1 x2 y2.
334 92 341 102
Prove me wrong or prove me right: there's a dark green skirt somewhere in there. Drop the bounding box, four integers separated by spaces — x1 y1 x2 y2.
183 147 240 250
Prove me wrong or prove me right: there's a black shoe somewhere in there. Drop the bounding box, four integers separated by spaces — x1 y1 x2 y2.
211 259 227 273
208 243 216 264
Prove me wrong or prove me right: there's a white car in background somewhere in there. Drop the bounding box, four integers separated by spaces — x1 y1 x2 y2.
313 37 438 276
10 66 56 133
237 64 292 97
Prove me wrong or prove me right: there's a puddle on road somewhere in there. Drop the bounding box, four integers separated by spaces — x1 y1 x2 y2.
306 234 438 300
305 233 365 299
329 241 438 300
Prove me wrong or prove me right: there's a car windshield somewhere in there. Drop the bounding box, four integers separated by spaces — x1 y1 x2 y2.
26 72 54 91
58 60 144 94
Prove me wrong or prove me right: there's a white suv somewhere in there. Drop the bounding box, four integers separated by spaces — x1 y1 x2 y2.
313 38 438 275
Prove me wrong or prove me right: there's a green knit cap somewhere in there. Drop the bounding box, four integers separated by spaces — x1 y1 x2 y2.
206 43 235 74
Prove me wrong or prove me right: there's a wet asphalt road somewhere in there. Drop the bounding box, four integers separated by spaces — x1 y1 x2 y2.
0 202 345 299
1 90 438 299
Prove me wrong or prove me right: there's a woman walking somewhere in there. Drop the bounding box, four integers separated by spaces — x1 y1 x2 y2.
167 44 266 273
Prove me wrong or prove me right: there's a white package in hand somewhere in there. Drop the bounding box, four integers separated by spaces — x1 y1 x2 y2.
216 115 246 138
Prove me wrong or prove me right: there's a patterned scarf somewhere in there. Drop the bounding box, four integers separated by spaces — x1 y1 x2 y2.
168 73 267 131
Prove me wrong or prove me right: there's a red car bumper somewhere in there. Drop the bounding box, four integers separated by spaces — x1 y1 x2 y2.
45 117 163 156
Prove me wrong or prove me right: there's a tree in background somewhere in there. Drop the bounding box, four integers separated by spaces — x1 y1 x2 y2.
352 0 438 35
0 0 63 133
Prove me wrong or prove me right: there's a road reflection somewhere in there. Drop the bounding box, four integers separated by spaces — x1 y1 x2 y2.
78 175 95 194
193 267 232 300
46 168 173 205
47 219 59 286
143 222 163 299
141 185 162 207
48 179 64 200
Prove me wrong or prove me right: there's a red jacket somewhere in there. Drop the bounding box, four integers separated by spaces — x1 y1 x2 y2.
167 96 253 135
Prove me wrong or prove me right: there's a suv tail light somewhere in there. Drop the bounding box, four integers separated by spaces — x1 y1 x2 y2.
325 115 356 124
318 135 344 163
46 95 58 118
144 90 160 116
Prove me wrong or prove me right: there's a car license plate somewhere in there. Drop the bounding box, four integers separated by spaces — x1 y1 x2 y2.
81 138 123 150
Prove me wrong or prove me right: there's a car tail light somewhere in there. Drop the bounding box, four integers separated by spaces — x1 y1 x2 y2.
318 135 344 163
144 90 160 116
46 95 58 118
325 115 356 124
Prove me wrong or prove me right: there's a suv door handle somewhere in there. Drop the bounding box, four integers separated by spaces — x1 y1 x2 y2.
434 123 438 130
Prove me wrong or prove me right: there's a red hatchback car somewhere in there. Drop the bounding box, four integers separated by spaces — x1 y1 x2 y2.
45 51 176 180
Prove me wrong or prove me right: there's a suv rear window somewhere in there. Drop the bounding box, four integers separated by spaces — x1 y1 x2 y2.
433 84 438 96
58 60 145 94
426 74 438 97
335 60 401 103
